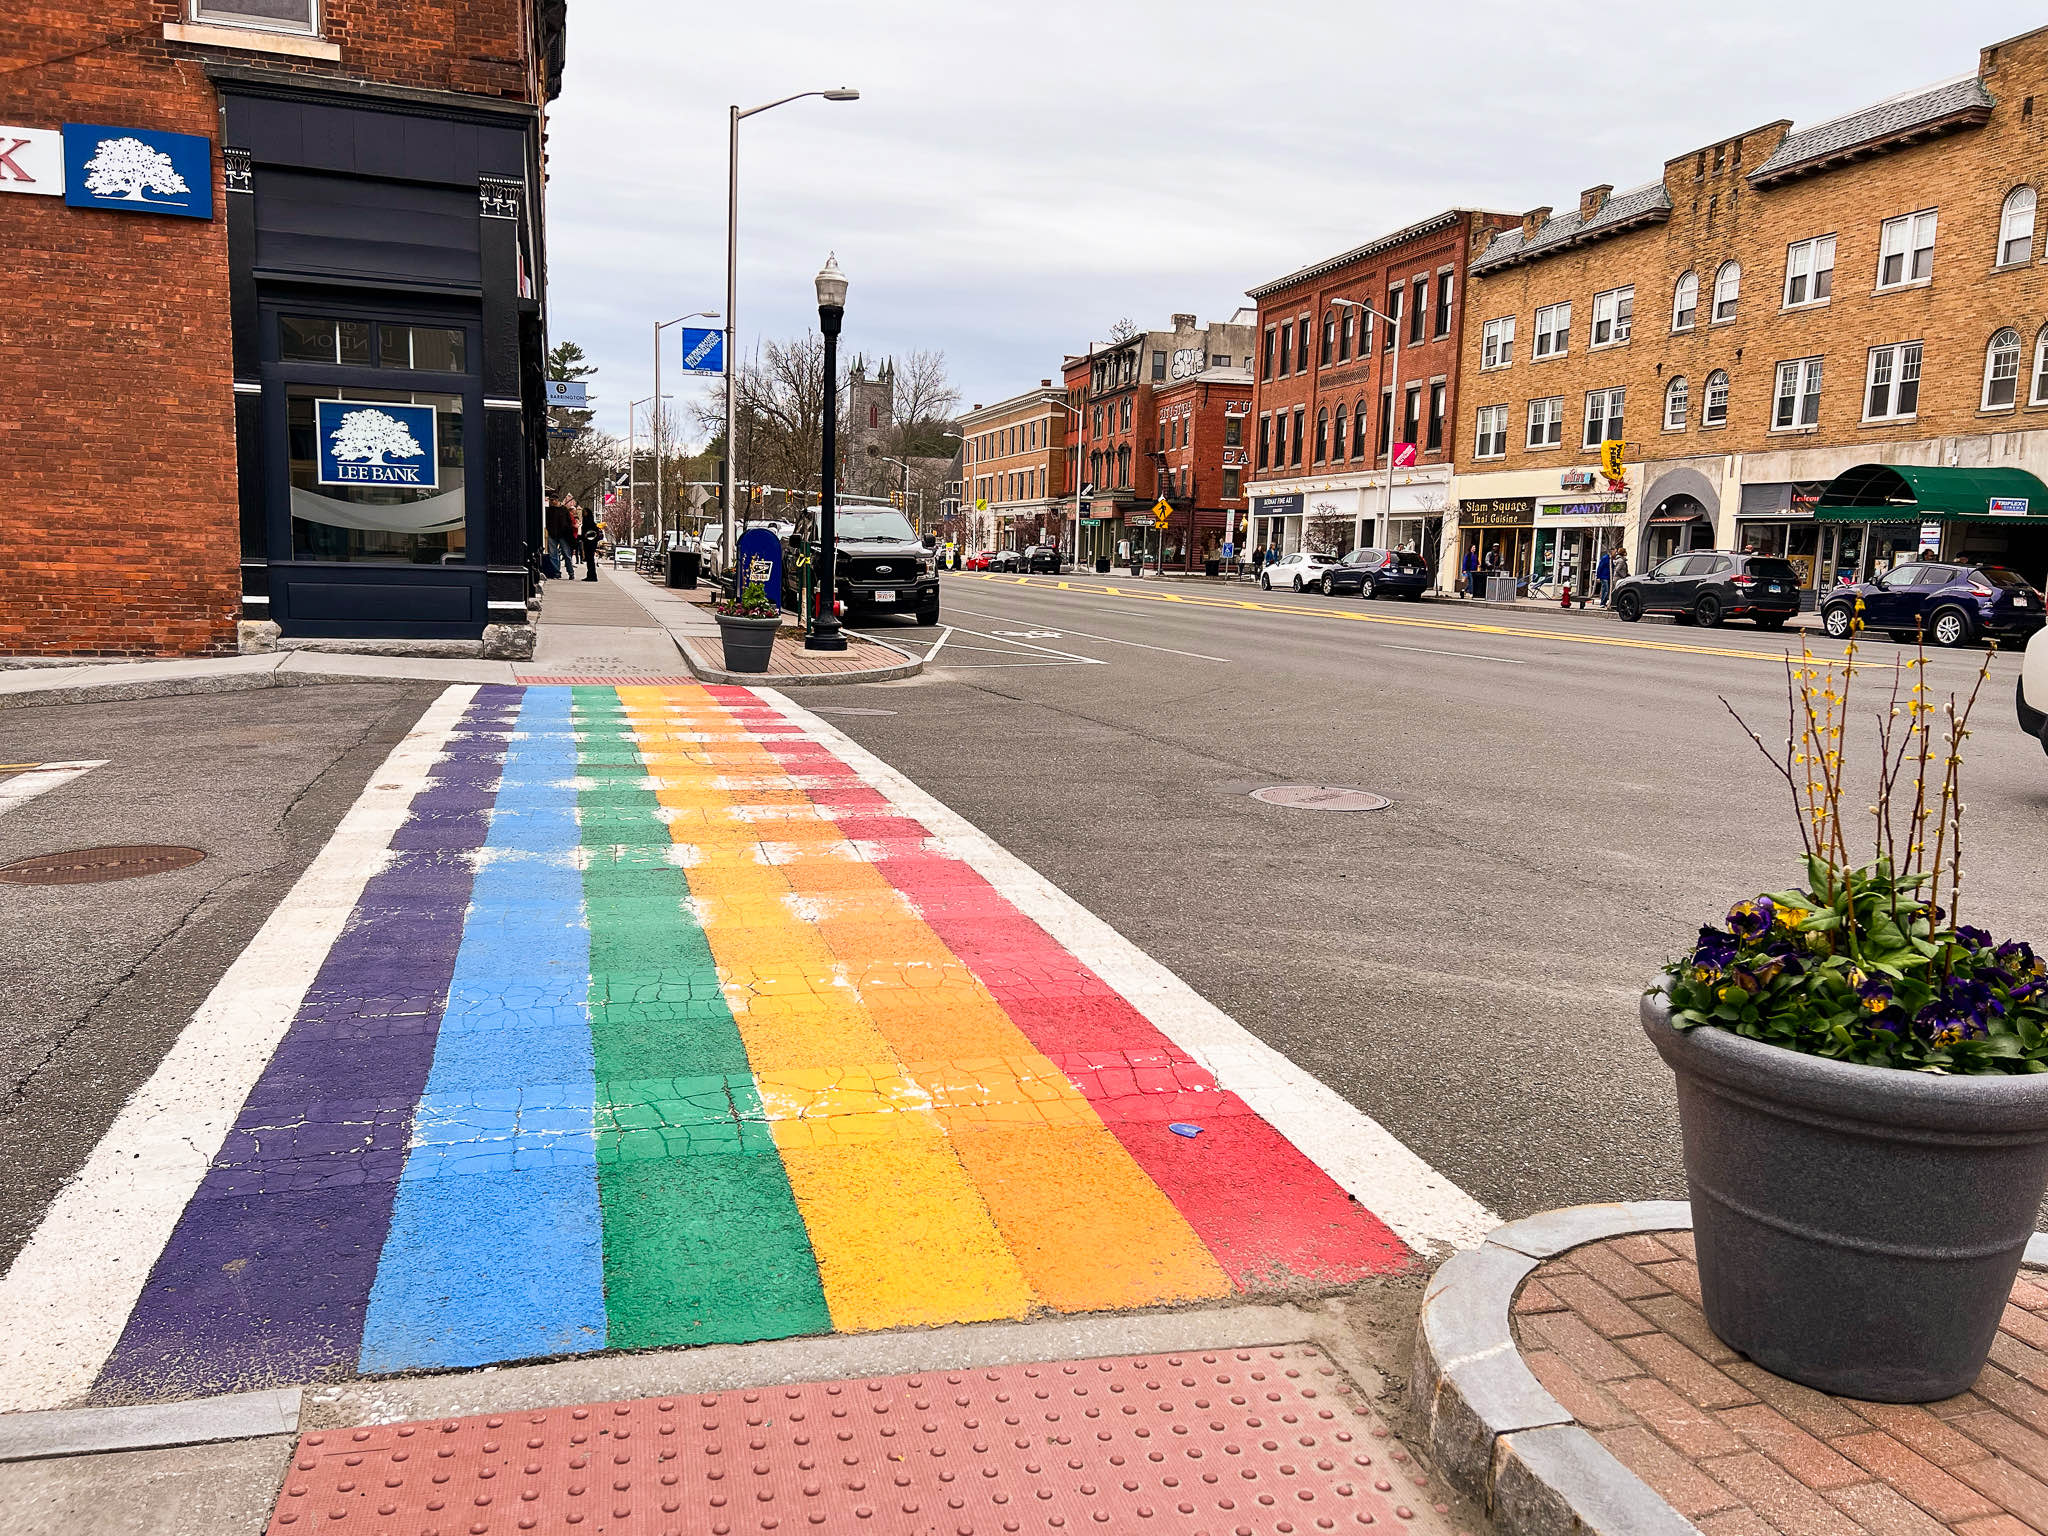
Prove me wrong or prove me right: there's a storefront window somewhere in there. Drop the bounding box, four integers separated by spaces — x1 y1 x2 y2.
287 385 467 563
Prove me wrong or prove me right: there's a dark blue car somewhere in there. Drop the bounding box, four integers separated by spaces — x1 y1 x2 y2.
1320 547 1431 600
1820 561 2045 648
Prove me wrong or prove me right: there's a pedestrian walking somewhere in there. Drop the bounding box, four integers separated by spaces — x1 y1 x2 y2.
1462 543 1479 598
1611 547 1630 593
1596 548 1612 606
1251 544 1266 573
578 509 602 582
545 497 576 579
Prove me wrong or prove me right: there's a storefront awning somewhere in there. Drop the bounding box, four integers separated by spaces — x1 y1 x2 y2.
1814 464 2048 523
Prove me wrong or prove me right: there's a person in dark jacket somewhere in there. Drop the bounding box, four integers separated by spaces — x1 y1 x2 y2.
578 510 602 581
545 498 577 578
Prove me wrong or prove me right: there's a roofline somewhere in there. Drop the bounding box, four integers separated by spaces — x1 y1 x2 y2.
1245 209 1472 300
1746 97 1990 188
957 387 1068 426
1468 201 1671 275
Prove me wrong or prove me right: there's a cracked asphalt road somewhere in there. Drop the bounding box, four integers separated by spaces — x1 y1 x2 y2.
0 683 438 1269
830 577 2048 1220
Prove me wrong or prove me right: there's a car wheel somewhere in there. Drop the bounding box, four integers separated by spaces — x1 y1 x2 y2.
917 604 940 627
1258 574 1270 590
1287 576 1301 591
1320 576 1335 595
1694 593 1725 628
1359 576 1377 601
1929 606 1972 648
1614 591 1643 622
1822 603 1854 639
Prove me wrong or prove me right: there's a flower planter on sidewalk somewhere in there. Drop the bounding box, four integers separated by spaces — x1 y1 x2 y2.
713 612 780 673
1644 989 2048 1400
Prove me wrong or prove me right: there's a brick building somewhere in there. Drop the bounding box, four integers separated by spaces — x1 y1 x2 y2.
1150 363 1254 570
958 382 1071 554
1455 24 2048 601
1064 312 1255 569
1 0 566 657
1244 210 1514 568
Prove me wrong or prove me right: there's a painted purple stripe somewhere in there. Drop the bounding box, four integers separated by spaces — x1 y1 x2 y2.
93 688 523 1403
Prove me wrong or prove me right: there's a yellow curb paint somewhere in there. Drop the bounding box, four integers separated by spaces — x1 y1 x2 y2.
617 686 1233 1319
615 687 1034 1332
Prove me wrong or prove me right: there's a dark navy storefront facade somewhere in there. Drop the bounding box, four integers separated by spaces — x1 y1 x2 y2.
222 67 550 641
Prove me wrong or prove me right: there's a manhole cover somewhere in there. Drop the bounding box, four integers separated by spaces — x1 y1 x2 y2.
0 845 206 886
1250 785 1391 813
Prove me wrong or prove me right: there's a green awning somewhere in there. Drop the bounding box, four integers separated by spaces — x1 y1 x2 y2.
1815 463 2048 523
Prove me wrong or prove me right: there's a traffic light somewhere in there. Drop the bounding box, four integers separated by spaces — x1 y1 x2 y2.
889 492 904 509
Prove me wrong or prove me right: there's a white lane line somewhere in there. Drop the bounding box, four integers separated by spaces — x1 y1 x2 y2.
943 606 1232 664
756 689 1498 1257
0 761 107 818
0 687 479 1413
1384 644 1527 666
942 626 1107 665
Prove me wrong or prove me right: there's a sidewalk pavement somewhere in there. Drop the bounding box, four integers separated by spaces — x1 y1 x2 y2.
0 677 1489 1534
1417 1201 2048 1536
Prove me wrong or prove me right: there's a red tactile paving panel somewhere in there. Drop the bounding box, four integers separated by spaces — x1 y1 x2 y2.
270 1346 1444 1535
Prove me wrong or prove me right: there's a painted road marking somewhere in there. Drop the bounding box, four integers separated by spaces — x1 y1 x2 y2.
946 606 1233 664
0 689 482 1413
0 760 106 817
1385 644 1527 666
11 682 1438 1407
950 572 1800 663
942 626 1107 665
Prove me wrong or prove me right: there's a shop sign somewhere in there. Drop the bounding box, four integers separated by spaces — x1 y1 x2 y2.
1560 469 1598 490
61 124 211 219
1459 497 1535 527
1989 496 2032 515
315 400 439 489
1740 481 1827 518
0 127 63 196
1253 492 1303 517
1540 501 1626 518
545 380 588 407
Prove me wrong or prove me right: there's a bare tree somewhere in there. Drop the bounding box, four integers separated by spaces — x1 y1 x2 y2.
692 333 839 517
546 427 625 516
892 350 962 456
1304 501 1351 557
1108 317 1138 343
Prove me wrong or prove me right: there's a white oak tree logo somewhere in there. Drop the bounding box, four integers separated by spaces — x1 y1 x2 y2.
81 136 191 204
329 408 424 467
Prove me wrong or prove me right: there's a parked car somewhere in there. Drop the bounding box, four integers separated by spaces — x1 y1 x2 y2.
1820 561 2046 647
2021 624 2048 754
1259 551 1338 591
985 549 1024 573
1611 550 1800 628
1025 545 1063 574
964 549 994 571
783 506 940 626
1321 547 1430 600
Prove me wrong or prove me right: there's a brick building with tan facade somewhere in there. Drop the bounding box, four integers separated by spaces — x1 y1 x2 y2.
1454 23 2048 603
958 382 1072 556
2 0 565 657
1245 210 1515 568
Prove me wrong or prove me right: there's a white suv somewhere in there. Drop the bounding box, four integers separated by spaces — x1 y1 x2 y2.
2022 625 2048 754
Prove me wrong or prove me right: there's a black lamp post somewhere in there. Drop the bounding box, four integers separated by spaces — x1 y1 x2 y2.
807 253 849 652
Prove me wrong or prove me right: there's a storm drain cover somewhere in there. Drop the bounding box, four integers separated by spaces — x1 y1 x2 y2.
0 845 206 886
1251 784 1391 813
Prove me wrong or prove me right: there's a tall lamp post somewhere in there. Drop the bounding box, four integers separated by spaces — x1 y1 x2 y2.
724 87 860 585
1039 396 1085 568
1332 297 1403 559
807 254 849 652
627 393 670 544
652 309 718 547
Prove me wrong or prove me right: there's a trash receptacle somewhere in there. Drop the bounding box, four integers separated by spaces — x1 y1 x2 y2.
667 548 701 590
1485 574 1517 602
1203 559 1221 578
1096 557 1111 574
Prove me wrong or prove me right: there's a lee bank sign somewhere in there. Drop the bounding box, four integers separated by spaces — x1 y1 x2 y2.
0 123 213 220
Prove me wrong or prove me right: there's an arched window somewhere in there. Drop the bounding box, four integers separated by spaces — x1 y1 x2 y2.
1314 408 1329 462
1353 398 1369 458
2032 326 2048 406
1332 402 1348 460
1712 262 1740 322
2001 187 2038 266
1117 445 1131 486
1702 370 1729 427
1338 310 1354 362
1320 311 1335 367
1672 270 1698 330
1984 327 2023 409
1664 376 1689 430
1090 450 1103 486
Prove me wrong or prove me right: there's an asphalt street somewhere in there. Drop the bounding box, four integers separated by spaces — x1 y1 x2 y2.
0 683 439 1270
838 573 2048 1226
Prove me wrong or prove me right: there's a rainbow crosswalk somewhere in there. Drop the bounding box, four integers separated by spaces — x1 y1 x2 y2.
87 683 1410 1400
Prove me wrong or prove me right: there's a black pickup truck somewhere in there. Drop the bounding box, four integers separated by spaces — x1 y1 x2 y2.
784 507 939 625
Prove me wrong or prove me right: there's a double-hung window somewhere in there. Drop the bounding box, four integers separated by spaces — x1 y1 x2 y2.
1526 396 1564 449
1384 288 1401 351
1409 278 1427 344
1590 287 1633 347
1703 370 1729 427
1296 317 1310 374
1783 236 1835 306
193 0 319 31
1863 341 1921 421
2000 188 2037 267
1474 404 1508 459
1257 415 1271 469
1320 314 1334 367
1671 271 1698 331
1262 327 1275 380
1985 328 2023 409
1434 269 1453 336
1277 324 1290 376
1712 262 1741 322
1481 316 1515 370
1773 357 1823 429
1877 210 1937 288
1426 381 1446 450
2033 328 2048 406
1582 387 1624 448
1532 302 1570 359
1663 376 1689 430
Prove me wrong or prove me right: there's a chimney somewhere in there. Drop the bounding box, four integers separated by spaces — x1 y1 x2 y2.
1579 184 1612 220
972 404 982 411
1041 379 1052 387
1521 206 1551 240
1171 313 1196 330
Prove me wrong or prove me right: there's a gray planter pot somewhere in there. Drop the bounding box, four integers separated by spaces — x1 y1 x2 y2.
715 612 781 673
1644 990 2048 1401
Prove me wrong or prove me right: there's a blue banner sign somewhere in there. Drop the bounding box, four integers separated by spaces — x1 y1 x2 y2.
61 124 211 219
315 400 440 489
679 328 725 375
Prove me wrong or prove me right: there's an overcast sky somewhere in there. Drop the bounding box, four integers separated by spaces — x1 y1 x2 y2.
544 0 2044 444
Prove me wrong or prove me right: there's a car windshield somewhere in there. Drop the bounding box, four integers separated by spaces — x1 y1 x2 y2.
1746 558 1799 581
1978 566 2031 591
835 510 918 541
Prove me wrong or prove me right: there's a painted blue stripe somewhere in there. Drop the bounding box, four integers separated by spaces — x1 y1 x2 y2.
359 688 607 1372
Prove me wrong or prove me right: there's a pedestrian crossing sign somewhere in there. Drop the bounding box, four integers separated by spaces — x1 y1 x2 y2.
1151 498 1171 529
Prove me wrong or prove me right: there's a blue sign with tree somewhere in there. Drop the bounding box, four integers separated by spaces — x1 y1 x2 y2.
314 400 440 489
61 124 212 219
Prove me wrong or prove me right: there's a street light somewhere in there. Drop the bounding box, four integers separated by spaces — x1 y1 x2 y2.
628 393 672 544
652 309 718 547
1037 395 1086 567
724 87 860 586
807 254 849 653
1332 297 1405 564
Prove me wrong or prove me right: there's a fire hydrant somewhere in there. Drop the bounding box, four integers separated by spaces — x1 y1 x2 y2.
1560 583 1573 609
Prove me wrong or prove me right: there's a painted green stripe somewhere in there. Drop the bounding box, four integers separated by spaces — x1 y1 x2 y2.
571 689 830 1347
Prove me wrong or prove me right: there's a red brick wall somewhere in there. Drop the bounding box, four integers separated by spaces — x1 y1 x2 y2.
0 0 540 657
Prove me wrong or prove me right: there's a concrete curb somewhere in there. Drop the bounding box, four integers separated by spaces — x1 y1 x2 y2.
0 654 518 708
675 631 924 687
0 1387 299 1463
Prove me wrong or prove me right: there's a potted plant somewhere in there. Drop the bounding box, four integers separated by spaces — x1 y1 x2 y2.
1645 622 2048 1402
712 580 782 673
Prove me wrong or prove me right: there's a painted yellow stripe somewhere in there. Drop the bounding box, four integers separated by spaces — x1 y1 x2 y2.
952 571 1797 662
616 687 1233 1317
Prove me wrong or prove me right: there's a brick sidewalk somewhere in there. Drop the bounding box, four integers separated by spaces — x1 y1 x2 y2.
1515 1231 2048 1534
